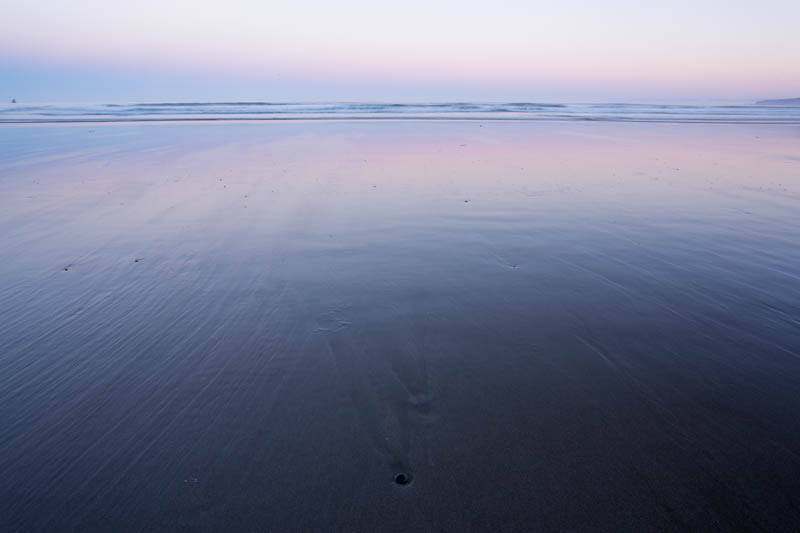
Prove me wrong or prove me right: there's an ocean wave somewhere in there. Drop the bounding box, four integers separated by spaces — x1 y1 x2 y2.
2 101 800 124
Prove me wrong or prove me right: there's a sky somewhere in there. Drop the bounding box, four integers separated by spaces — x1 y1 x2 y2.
1 0 799 103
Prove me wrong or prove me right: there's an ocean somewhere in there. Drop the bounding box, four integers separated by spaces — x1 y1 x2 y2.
2 100 800 123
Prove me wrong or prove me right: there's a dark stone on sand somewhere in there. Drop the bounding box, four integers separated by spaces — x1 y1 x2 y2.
394 473 410 485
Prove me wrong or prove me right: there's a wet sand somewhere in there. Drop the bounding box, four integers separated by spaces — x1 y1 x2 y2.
1 121 800 531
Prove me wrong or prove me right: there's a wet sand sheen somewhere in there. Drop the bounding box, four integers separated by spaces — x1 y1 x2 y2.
1 121 800 531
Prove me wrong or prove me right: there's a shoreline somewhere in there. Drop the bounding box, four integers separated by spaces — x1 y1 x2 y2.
4 116 800 125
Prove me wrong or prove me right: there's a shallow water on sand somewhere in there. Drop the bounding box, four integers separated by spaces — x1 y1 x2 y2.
1 121 800 531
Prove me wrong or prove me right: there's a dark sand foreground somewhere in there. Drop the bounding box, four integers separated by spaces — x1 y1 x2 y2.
1 121 800 531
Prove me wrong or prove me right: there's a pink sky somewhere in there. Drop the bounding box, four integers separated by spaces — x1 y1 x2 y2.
2 0 799 102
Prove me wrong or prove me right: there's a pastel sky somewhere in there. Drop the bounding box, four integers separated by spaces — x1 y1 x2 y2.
1 0 799 102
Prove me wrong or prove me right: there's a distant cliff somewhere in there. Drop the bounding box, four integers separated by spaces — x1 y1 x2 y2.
757 97 800 106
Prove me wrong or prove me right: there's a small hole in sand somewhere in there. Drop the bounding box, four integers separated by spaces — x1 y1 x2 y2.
394 473 410 485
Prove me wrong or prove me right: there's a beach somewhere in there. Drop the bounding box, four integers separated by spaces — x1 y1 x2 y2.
2 120 800 531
